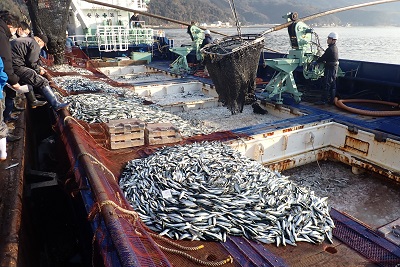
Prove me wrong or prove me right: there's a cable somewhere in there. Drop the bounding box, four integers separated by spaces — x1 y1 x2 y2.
228 0 241 39
310 134 324 177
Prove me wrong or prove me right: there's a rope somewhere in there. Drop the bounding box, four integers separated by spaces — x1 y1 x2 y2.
87 200 139 223
311 136 324 176
77 152 117 182
149 232 204 251
88 201 232 265
155 242 233 267
228 0 241 39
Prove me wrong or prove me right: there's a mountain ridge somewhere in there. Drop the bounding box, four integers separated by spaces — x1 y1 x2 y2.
1 0 400 26
146 0 400 26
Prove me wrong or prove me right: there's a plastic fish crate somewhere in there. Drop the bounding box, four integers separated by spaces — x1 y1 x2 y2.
145 123 182 145
105 118 145 149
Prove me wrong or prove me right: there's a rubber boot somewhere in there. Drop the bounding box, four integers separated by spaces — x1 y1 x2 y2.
25 89 47 108
0 137 6 161
3 95 14 121
40 86 69 111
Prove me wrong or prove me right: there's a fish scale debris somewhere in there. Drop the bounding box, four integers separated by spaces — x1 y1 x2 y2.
119 141 335 246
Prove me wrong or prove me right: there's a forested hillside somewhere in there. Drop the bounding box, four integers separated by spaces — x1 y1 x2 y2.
1 0 400 26
146 0 400 26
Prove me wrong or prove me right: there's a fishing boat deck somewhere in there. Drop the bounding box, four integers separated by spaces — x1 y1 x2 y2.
53 62 400 266
1 60 400 267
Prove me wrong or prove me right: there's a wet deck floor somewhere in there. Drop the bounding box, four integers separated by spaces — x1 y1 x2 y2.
282 160 400 230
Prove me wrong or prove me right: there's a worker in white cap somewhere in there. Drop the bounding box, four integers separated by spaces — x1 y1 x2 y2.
315 32 339 105
201 29 212 48
200 29 213 77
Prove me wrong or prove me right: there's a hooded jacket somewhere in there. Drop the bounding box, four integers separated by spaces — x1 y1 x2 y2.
0 18 19 85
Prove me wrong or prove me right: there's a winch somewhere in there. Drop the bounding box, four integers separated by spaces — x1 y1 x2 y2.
169 25 204 74
260 12 343 104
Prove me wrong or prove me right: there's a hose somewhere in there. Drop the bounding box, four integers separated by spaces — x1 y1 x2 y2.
334 97 400 116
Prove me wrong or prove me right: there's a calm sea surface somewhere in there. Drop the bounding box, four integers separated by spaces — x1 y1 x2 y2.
162 26 400 65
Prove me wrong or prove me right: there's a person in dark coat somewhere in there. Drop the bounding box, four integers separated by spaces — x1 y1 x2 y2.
1 13 46 123
200 29 213 48
130 13 141 28
0 12 21 91
0 11 24 141
316 32 339 105
11 33 68 111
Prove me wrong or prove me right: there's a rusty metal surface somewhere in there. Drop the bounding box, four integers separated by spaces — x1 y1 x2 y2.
263 148 400 183
0 111 26 267
331 208 400 267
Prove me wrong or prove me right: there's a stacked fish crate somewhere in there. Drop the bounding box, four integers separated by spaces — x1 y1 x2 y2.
105 119 145 149
105 119 182 149
145 123 182 145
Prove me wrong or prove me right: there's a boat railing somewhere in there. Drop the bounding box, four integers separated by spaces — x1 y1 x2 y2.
340 60 400 88
71 25 154 51
97 26 129 52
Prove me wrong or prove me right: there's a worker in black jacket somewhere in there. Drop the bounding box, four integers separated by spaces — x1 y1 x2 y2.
0 16 47 123
316 32 339 105
0 12 20 90
11 33 69 111
1 12 46 124
0 11 23 142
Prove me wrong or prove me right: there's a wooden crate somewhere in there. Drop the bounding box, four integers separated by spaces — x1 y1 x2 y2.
88 59 147 68
145 123 182 145
105 119 145 149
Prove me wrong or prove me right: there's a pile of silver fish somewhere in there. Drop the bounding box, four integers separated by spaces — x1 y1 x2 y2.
65 93 215 136
48 64 94 75
119 141 335 246
52 76 131 94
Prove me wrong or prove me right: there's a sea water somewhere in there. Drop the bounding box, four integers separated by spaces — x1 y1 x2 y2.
163 26 400 65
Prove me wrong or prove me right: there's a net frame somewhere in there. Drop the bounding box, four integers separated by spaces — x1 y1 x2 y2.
201 34 265 115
